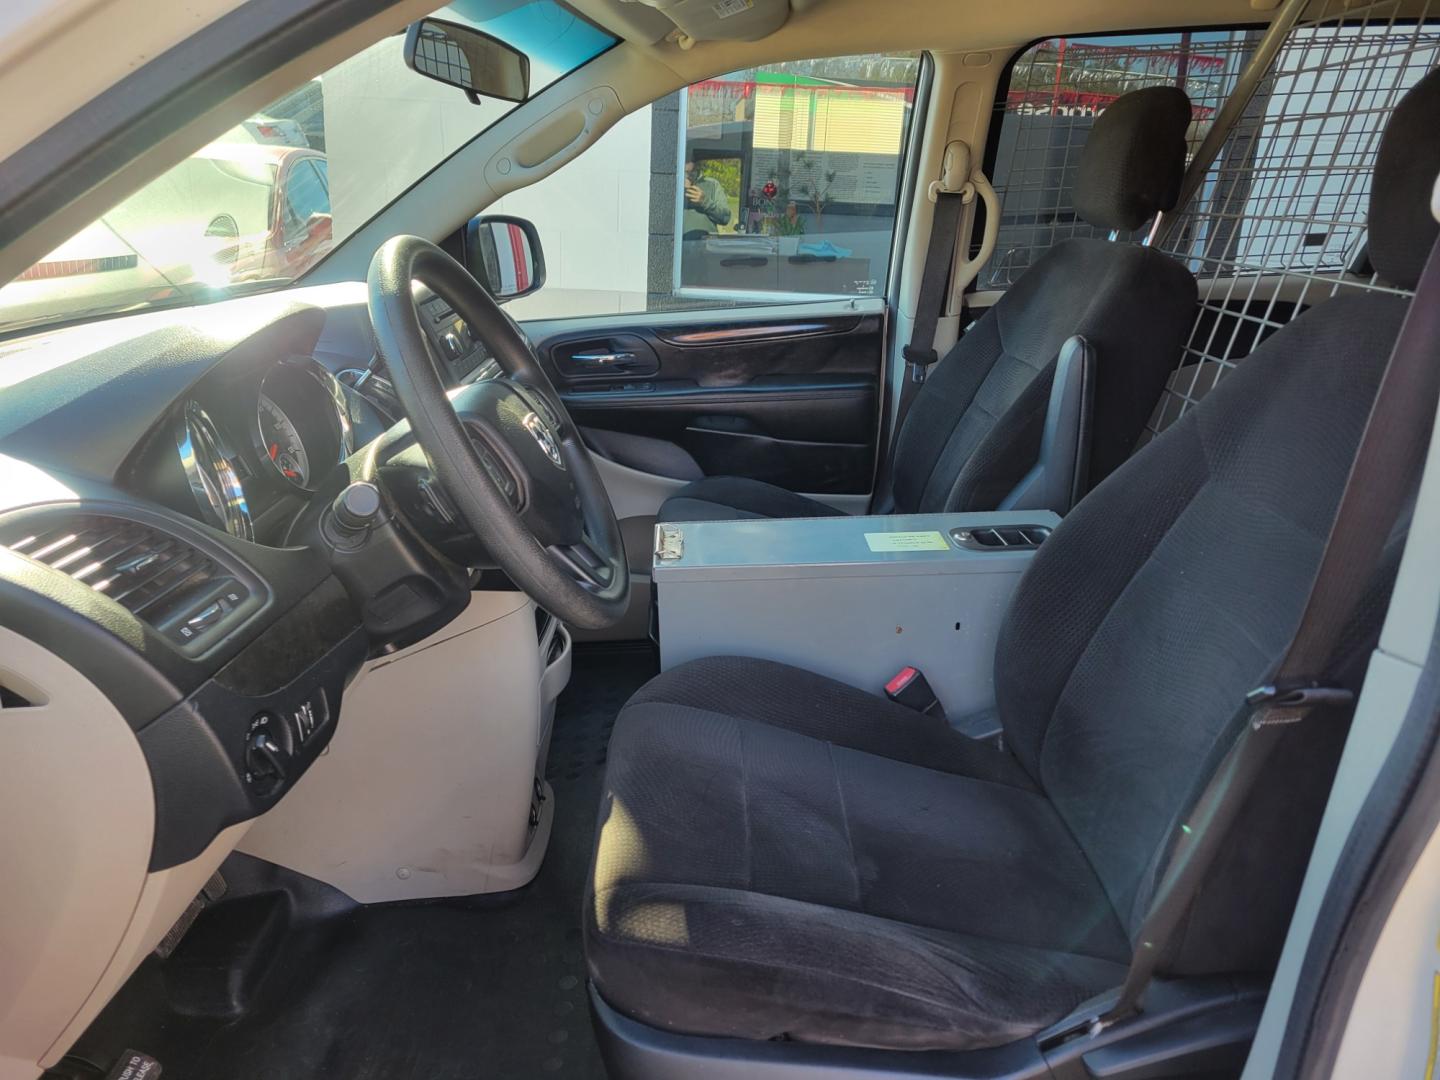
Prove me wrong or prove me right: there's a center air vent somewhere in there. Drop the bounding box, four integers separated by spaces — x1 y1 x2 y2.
3 514 250 644
949 525 1052 551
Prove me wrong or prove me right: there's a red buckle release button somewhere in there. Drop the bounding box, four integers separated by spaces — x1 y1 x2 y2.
885 666 919 696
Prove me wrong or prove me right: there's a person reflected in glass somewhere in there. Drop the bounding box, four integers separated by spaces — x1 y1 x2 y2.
682 153 731 240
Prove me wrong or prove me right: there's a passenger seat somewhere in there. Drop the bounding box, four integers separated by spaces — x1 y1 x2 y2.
658 87 1200 524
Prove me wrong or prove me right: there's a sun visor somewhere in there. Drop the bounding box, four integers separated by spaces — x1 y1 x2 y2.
620 0 794 46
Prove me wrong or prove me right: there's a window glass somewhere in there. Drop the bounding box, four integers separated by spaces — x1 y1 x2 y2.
982 33 1258 289
497 52 921 321
0 0 615 338
676 56 920 301
282 161 329 235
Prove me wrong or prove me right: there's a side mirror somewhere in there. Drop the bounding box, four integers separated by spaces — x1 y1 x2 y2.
465 215 545 301
403 18 530 104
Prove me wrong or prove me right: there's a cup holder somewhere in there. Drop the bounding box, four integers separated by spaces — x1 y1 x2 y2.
949 524 1052 551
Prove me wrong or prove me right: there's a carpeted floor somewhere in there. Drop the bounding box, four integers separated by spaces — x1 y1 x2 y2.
56 644 658 1080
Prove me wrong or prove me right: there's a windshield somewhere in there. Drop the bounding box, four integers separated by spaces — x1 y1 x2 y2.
0 0 613 338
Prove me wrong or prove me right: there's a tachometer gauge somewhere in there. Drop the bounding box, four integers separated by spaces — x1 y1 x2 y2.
257 393 312 489
175 401 254 540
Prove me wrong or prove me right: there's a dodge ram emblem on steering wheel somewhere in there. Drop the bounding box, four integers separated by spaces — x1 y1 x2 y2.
523 411 565 470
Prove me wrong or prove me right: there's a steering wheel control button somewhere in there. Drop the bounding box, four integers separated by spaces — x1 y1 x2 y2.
416 476 457 525
474 444 518 500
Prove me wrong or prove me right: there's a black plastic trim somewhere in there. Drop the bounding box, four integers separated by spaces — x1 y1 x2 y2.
141 576 364 870
0 496 340 729
590 976 1265 1080
560 379 874 410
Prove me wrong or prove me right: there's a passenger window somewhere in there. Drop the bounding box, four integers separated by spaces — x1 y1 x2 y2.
494 52 921 321
982 33 1258 289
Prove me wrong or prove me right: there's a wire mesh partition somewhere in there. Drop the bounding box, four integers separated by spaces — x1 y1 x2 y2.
982 32 1263 289
1143 0 1439 440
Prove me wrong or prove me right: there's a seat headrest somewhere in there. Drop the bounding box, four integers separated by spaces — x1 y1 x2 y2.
1073 86 1192 232
1369 66 1440 291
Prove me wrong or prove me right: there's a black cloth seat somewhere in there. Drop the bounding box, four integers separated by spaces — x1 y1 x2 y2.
655 474 848 523
659 87 1199 526
585 70 1440 1054
588 657 1134 1049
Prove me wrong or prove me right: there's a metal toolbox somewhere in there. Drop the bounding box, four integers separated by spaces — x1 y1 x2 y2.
652 511 1059 719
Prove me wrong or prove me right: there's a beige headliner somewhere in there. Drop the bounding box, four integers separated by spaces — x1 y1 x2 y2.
571 0 1269 75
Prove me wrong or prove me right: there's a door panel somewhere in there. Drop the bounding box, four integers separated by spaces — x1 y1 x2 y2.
527 303 885 496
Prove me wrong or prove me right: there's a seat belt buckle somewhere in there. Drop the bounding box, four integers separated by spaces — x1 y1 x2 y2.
885 666 945 719
1245 680 1355 726
902 345 938 383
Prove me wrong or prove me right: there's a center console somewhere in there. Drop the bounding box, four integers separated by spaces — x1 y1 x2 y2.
652 511 1058 721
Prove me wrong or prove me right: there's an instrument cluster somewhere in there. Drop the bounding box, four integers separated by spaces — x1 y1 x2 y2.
173 357 353 541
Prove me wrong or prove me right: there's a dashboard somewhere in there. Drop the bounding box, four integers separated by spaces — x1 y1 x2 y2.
0 281 494 872
0 272 537 1080
92 284 500 548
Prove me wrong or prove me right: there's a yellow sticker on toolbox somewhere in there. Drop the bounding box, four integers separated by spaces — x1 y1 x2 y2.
864 530 950 552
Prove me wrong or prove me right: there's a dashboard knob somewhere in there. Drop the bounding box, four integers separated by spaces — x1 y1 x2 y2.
332 481 382 533
244 729 287 794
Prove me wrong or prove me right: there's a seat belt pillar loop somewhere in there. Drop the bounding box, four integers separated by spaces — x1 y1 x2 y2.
929 141 977 204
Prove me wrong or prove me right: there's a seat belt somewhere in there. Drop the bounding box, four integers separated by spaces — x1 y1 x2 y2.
880 142 1000 507
895 142 979 426
1094 230 1440 1032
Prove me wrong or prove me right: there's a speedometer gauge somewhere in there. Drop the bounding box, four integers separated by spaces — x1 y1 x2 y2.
253 358 351 493
258 393 311 488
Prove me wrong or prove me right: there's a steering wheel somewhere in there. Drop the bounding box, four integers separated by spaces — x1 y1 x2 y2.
366 235 629 630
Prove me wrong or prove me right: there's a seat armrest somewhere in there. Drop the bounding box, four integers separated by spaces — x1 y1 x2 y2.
1000 334 1095 515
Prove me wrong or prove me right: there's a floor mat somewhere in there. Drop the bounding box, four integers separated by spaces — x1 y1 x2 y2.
59 644 658 1080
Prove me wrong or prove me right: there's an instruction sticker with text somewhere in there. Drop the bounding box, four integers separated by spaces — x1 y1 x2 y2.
864 531 950 553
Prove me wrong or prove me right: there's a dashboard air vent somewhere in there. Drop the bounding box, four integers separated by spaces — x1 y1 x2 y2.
4 514 224 624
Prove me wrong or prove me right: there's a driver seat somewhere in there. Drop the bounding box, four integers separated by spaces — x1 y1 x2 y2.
583 69 1440 1057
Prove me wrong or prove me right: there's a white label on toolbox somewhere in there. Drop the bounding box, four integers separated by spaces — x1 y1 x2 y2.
864 530 950 552
712 0 753 18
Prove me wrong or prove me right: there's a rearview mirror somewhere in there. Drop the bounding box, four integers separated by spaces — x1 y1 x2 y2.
465 215 545 301
403 18 530 104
